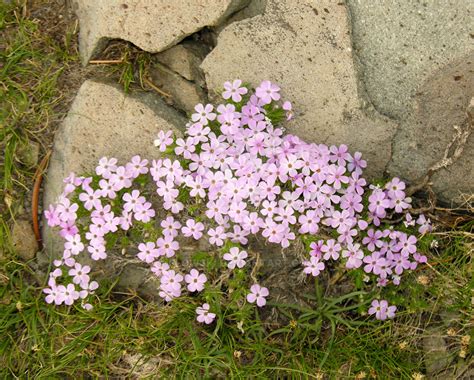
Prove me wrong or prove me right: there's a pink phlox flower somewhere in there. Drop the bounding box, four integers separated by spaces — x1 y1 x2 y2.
88 244 107 260
396 233 417 256
163 199 184 214
228 225 250 245
122 189 146 213
223 247 248 269
59 221 79 238
416 214 432 234
134 202 156 223
161 216 181 238
68 263 91 287
156 234 179 258
151 261 170 278
222 79 248 102
44 284 64 305
282 101 293 120
181 219 205 240
45 204 61 227
98 179 117 199
185 268 207 292
185 175 207 198
196 303 216 324
137 242 159 263
347 151 367 175
56 198 78 222
154 130 174 152
322 239 341 261
342 243 364 269
246 284 269 307
368 299 396 320
363 251 383 274
298 210 320 235
255 80 281 104
79 187 102 211
309 240 324 258
385 177 406 200
192 103 216 125
303 256 325 276
242 212 265 234
64 234 84 255
368 189 390 218
329 144 351 166
96 157 117 179
362 229 384 252
126 155 149 178
208 226 227 246
390 253 412 275
174 137 196 159
58 283 80 306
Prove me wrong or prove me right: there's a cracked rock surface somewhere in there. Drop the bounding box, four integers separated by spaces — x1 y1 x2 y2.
74 0 249 64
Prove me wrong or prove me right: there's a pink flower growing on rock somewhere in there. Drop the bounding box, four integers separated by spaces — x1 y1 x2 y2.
154 130 174 152
223 247 248 269
255 80 280 104
247 284 269 307
192 103 216 125
222 79 248 102
64 234 84 255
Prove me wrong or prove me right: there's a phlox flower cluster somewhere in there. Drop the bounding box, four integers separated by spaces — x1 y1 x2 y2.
44 79 431 322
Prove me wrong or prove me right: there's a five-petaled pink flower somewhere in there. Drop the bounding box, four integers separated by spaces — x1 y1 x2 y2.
184 269 207 292
196 303 216 324
246 284 269 307
222 79 248 102
223 247 248 269
368 299 397 320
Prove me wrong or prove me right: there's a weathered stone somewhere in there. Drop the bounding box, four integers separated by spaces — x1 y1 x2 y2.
154 43 207 85
149 62 208 114
389 54 474 203
41 79 186 296
215 0 267 33
201 0 398 178
347 0 473 120
74 0 249 64
12 220 38 261
423 328 450 376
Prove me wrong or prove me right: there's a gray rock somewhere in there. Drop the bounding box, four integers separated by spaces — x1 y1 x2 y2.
149 62 208 114
12 220 38 261
41 79 186 296
73 0 250 64
389 54 474 204
201 0 398 178
347 0 473 120
423 328 450 376
154 43 207 85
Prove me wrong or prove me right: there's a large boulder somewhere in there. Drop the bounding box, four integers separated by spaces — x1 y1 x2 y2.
40 80 186 297
347 0 473 120
388 54 474 204
73 0 249 64
201 0 398 178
